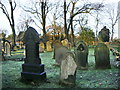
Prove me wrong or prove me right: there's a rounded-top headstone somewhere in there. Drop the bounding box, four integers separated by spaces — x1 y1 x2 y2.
23 27 41 64
94 43 111 69
75 41 88 69
23 27 40 44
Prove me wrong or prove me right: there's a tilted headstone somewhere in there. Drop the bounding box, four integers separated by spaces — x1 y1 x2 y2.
21 27 46 81
46 41 52 52
59 52 77 87
94 43 111 69
55 46 69 65
75 41 88 70
4 41 11 56
53 40 62 59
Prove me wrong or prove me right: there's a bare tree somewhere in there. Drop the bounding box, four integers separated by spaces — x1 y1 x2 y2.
0 0 16 49
64 0 104 45
105 4 120 41
17 14 33 33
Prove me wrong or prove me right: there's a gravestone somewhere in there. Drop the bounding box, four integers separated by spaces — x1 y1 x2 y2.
55 46 69 65
98 26 110 42
53 40 62 59
46 41 52 52
75 41 88 70
21 27 46 81
0 41 2 61
61 39 69 47
94 43 111 69
59 52 77 87
39 42 45 53
4 41 11 56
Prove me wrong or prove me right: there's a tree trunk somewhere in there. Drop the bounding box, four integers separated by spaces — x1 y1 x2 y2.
64 0 68 40
41 1 47 49
10 1 16 49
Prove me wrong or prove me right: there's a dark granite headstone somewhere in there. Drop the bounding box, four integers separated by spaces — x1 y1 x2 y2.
59 52 77 87
75 41 88 70
21 27 46 81
94 43 111 69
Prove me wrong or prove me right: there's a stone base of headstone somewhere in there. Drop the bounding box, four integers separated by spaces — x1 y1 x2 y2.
21 64 46 81
59 74 76 87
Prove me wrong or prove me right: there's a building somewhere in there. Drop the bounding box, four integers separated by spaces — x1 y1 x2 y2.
118 1 120 39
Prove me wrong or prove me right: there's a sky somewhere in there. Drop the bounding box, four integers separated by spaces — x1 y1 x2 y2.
0 0 120 38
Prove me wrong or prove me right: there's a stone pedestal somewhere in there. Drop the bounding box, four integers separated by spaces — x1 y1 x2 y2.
21 64 46 81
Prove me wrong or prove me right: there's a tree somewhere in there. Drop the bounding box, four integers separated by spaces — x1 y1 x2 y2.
79 27 95 44
0 0 16 49
105 4 120 41
64 0 104 45
17 14 33 33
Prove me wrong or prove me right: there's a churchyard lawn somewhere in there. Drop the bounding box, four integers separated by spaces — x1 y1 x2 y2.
1 48 120 88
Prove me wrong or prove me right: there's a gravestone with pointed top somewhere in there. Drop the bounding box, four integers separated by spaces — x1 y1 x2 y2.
21 27 46 81
75 41 88 70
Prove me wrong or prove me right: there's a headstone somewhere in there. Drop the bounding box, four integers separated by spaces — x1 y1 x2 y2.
39 42 45 53
94 43 111 69
53 40 62 59
61 39 68 47
55 46 69 65
21 27 46 81
59 52 77 87
46 41 52 52
75 41 88 70
0 41 2 61
4 41 11 56
98 26 110 42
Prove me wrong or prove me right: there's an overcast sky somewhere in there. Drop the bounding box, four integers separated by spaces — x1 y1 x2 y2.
0 0 120 38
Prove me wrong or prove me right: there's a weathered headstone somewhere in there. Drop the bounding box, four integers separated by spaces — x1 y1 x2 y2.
55 46 69 65
46 41 52 52
39 42 45 53
59 52 77 87
98 26 110 42
4 41 11 56
21 27 46 81
61 39 69 47
75 41 88 70
94 43 111 69
53 40 62 59
0 41 2 61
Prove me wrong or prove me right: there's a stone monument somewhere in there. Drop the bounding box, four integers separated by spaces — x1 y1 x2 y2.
55 46 69 65
46 41 52 52
59 52 77 87
94 43 111 69
75 41 88 70
21 27 46 81
4 41 11 56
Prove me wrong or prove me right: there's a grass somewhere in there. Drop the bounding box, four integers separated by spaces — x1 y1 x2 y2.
1 48 120 89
